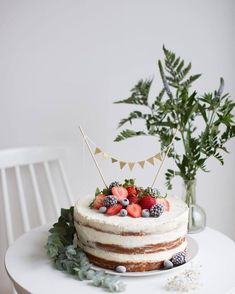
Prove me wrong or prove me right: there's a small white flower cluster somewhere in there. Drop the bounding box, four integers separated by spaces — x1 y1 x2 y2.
164 263 201 292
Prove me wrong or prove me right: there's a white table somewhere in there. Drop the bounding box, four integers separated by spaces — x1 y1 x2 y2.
5 225 235 294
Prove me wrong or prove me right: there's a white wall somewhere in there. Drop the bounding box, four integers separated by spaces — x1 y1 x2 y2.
0 0 235 292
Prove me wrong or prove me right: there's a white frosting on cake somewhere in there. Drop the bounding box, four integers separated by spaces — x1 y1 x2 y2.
74 195 188 234
74 195 188 268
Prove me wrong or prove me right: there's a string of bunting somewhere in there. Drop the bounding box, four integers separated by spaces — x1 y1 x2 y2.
93 146 162 171
79 125 178 188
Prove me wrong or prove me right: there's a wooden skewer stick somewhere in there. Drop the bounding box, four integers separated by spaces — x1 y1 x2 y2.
151 127 178 188
79 126 108 188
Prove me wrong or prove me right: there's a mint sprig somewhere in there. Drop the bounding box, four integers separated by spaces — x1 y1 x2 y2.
45 207 126 292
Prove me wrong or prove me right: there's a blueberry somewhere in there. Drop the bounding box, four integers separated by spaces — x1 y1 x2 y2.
115 265 126 273
121 198 129 206
99 206 107 213
163 260 173 269
142 209 150 217
120 209 128 217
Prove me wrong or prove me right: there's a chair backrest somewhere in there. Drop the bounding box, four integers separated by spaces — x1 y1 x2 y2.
0 146 74 246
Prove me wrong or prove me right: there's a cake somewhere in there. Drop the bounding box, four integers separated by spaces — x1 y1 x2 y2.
74 180 189 272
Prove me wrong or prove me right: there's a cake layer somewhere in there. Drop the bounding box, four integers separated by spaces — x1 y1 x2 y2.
87 253 164 272
74 195 188 271
78 239 187 263
79 237 185 254
74 195 188 235
74 221 187 248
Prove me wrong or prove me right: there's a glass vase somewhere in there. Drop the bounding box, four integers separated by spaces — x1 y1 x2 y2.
183 179 206 233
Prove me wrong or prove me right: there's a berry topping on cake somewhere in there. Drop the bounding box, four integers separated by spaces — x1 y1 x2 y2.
109 181 121 193
111 186 128 201
150 203 164 217
156 198 170 211
120 208 128 217
103 195 118 207
126 186 137 196
106 204 122 216
90 179 170 218
141 209 150 217
126 203 142 218
92 193 106 209
127 195 139 204
98 206 107 213
121 198 129 206
171 252 186 266
139 195 156 209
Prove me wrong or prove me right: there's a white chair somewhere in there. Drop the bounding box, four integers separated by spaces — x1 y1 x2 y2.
0 146 74 293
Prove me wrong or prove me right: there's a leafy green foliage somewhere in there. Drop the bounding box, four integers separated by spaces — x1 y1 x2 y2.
45 207 126 292
115 79 152 106
114 46 235 189
114 129 147 142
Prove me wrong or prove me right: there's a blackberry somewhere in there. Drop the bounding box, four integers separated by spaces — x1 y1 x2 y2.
171 252 186 266
150 203 164 217
109 181 121 193
103 195 118 207
144 187 160 197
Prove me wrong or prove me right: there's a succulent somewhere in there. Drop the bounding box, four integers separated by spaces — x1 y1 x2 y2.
103 196 118 207
150 203 164 217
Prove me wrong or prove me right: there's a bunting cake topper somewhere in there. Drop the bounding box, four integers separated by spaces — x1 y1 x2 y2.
79 125 178 188
93 146 162 171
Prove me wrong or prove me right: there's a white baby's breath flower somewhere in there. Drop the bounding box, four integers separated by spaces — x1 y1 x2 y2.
164 263 201 292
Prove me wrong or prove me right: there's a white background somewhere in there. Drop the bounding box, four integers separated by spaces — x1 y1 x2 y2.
0 0 235 293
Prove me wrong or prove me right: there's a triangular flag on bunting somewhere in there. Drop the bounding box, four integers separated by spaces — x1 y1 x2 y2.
138 161 145 168
119 161 126 169
111 158 118 163
94 147 102 155
147 157 155 165
128 162 135 171
102 152 109 159
155 153 162 161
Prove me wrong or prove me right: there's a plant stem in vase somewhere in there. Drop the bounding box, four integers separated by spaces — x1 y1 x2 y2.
183 179 206 233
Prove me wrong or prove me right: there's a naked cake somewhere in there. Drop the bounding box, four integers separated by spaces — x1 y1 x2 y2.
74 179 188 272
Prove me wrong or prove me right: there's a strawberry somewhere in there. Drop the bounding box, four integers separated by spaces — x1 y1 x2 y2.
139 195 156 209
126 186 137 196
127 195 139 204
156 198 170 211
126 203 142 218
92 193 106 209
111 186 128 201
106 204 122 216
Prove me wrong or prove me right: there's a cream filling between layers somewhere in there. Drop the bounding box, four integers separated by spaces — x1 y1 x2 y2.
75 222 187 248
78 239 187 262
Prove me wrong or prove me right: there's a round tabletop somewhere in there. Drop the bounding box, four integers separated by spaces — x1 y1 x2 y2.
5 225 235 294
